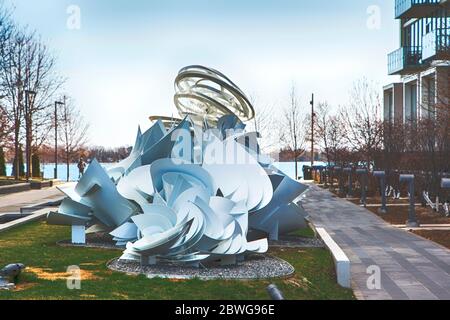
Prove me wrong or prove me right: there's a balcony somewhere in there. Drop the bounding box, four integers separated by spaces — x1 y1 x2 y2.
422 28 450 60
388 47 423 75
395 0 440 19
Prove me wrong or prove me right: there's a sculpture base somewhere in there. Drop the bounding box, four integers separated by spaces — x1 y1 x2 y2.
108 254 294 280
71 225 86 244
220 256 237 266
141 256 157 266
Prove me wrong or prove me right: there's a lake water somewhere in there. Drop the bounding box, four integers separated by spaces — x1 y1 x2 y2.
5 163 113 182
272 161 326 180
5 161 325 182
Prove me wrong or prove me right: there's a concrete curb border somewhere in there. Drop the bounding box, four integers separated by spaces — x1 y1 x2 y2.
0 208 55 234
315 227 351 288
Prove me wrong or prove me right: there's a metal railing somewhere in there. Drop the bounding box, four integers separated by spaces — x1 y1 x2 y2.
422 28 450 60
388 46 422 75
395 0 440 18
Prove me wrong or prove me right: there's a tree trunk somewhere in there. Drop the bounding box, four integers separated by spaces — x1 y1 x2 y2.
25 114 32 180
66 147 70 182
14 121 19 180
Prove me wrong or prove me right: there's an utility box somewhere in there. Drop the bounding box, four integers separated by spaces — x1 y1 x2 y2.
303 166 312 180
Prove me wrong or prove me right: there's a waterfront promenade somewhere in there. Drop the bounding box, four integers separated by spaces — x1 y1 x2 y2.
302 184 450 300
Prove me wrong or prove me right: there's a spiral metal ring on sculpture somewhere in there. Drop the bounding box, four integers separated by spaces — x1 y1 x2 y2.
149 116 183 130
174 65 255 125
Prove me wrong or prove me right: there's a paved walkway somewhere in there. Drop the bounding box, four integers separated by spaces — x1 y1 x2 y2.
302 184 450 300
0 185 67 213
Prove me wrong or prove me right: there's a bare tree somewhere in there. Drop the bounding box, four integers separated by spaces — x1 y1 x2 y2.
0 2 14 55
340 78 383 169
87 146 131 163
58 96 89 181
0 27 33 179
418 78 449 198
0 103 12 147
314 101 334 166
247 95 277 154
0 1 64 179
279 84 307 179
414 96 449 199
0 3 19 176
329 116 347 167
23 38 64 178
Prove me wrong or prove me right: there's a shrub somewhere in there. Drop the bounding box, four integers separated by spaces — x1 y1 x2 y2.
32 153 41 178
0 147 6 176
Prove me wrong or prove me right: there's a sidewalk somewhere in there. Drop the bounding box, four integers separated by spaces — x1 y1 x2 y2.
0 185 67 213
302 184 450 300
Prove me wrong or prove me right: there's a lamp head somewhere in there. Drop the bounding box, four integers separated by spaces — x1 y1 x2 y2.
373 171 385 178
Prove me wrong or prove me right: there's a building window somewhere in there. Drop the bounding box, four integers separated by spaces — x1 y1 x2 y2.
410 83 417 122
405 82 418 124
427 77 436 119
388 91 393 123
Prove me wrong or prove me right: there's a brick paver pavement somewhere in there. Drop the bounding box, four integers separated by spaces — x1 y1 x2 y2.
302 184 450 300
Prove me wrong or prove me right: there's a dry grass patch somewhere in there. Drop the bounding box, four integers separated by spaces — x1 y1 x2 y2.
26 267 101 281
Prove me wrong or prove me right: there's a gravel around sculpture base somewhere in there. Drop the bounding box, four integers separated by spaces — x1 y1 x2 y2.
107 255 295 280
47 65 310 267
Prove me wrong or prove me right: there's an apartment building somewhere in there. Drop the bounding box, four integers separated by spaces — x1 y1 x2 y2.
383 0 449 124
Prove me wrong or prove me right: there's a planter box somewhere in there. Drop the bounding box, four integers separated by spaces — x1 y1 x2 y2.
0 183 31 195
30 180 53 190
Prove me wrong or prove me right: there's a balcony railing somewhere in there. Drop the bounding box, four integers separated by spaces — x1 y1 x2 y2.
388 47 423 75
422 28 450 60
395 0 440 19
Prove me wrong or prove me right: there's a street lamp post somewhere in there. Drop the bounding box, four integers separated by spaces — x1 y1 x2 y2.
310 94 315 167
54 98 65 180
24 90 36 181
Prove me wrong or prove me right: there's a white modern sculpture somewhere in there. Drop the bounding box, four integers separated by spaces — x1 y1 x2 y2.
47 66 309 266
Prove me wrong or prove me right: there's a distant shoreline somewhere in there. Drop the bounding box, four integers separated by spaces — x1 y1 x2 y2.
5 161 324 182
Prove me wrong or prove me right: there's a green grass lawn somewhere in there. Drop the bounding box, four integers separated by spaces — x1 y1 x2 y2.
0 221 354 300
289 225 316 238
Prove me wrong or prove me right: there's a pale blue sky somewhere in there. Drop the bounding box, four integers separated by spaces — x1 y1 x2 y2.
6 0 400 147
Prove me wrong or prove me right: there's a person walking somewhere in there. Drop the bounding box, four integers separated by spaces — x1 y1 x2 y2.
77 158 86 180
